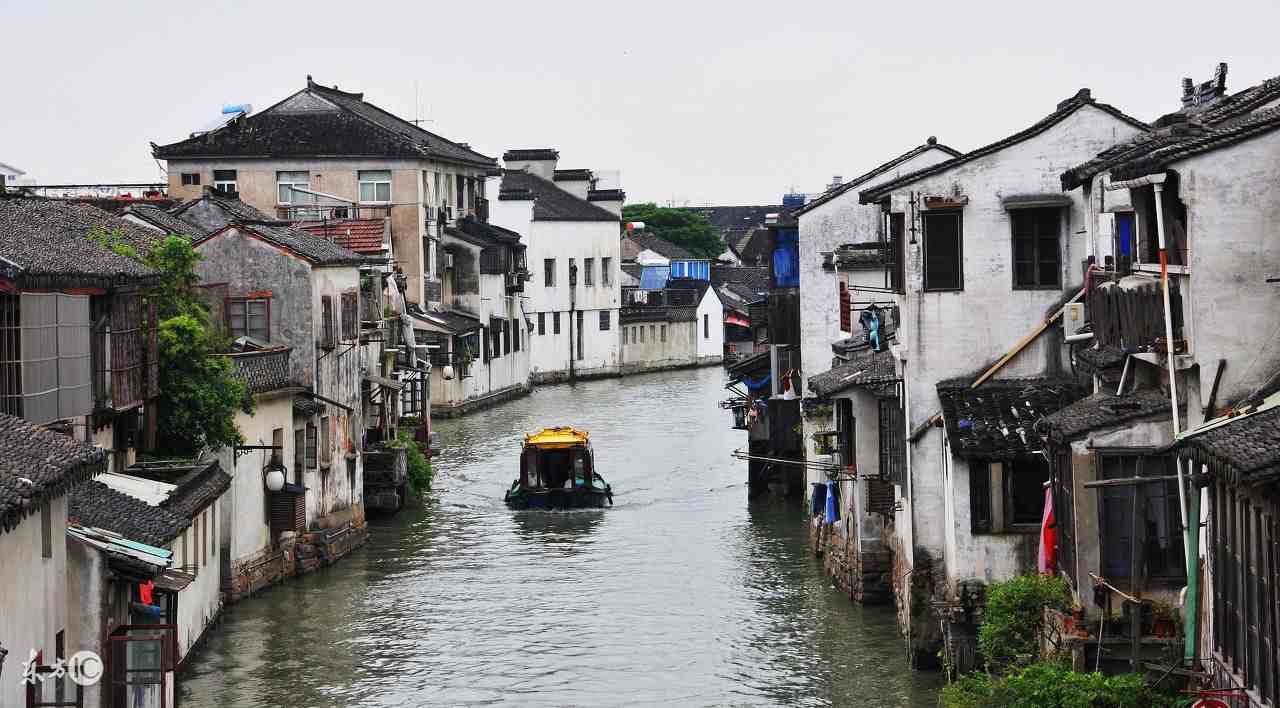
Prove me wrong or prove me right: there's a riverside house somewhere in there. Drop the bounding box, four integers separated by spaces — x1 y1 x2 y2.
189 217 376 590
152 76 497 314
489 151 623 382
787 89 1149 665
791 137 961 605
1050 65 1280 690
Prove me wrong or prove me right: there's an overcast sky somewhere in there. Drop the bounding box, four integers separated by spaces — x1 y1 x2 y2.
4 1 1277 205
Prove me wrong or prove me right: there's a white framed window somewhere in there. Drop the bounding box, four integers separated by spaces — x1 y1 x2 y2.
584 258 595 287
359 170 392 204
277 171 309 204
213 169 238 196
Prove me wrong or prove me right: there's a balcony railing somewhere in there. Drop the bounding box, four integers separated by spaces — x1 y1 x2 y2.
1088 280 1184 353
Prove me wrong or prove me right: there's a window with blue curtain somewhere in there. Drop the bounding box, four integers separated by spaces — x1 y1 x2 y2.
772 228 799 288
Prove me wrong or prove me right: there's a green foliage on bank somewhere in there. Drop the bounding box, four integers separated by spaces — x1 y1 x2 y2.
620 203 724 259
87 230 251 455
395 429 433 496
978 573 1070 664
941 661 1185 708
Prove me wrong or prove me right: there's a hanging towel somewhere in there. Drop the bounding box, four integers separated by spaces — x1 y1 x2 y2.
1038 485 1057 574
824 481 840 524
810 482 826 517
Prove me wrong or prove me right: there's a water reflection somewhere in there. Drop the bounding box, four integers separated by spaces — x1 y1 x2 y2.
179 367 940 707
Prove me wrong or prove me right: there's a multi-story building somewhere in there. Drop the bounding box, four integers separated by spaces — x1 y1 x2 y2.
152 76 497 313
489 150 623 382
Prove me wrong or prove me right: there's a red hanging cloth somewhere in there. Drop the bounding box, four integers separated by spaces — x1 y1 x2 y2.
139 580 154 605
1038 485 1057 575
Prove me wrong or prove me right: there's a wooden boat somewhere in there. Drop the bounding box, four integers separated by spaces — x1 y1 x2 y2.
504 427 613 509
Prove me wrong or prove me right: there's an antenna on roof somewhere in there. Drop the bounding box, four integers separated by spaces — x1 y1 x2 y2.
411 81 433 127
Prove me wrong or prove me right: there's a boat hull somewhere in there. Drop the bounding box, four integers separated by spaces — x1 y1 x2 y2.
505 487 612 510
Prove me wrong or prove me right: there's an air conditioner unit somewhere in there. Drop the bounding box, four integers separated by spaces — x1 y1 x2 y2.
444 252 454 269
1062 302 1085 334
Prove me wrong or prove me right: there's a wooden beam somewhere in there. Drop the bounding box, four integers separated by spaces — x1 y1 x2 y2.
971 282 1090 389
1084 475 1180 489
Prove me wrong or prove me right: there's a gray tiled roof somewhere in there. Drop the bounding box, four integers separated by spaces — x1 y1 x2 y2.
1040 387 1172 442
199 222 362 266
0 198 160 287
938 377 1088 458
1109 105 1280 182
499 171 618 222
807 347 897 398
861 90 1149 204
68 480 189 547
710 264 769 294
1 414 107 534
1181 405 1280 479
169 192 274 225
159 461 231 520
124 204 210 238
624 232 697 260
154 79 496 169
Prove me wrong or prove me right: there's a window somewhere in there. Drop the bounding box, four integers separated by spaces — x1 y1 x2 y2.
538 312 545 335
584 258 595 287
703 314 709 339
41 502 52 558
602 257 612 286
513 323 521 352
213 169 238 196
504 320 511 356
969 455 1049 534
639 325 645 343
576 311 584 360
320 295 335 349
599 311 610 331
277 171 309 204
923 211 963 291
1011 207 1061 289
649 325 655 342
294 428 304 481
623 327 629 345
1098 453 1185 583
879 399 906 485
544 259 556 287
660 324 667 343
303 419 316 468
553 312 561 335
181 172 201 186
272 428 284 467
358 170 392 203
319 416 330 467
1114 212 1135 270
226 298 269 342
569 258 577 287
340 291 358 341
889 213 905 292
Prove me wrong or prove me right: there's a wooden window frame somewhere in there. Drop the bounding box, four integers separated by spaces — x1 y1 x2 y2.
599 310 610 331
225 297 269 342
340 291 358 342
1096 451 1187 586
584 258 595 287
320 295 335 350
319 415 331 468
602 257 612 286
305 423 318 470
537 312 545 335
180 172 200 186
922 209 964 292
553 311 561 335
1010 207 1063 290
544 259 556 288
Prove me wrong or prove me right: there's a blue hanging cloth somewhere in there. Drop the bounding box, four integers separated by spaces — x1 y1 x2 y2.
824 481 840 523
742 374 772 392
810 482 826 517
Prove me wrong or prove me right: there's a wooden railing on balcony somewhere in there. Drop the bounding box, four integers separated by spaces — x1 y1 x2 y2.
1088 280 1183 352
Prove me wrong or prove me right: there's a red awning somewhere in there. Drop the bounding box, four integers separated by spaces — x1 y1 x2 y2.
724 313 750 328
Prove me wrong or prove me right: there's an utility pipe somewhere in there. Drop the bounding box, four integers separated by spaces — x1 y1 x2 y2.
1064 331 1094 344
1135 173 1199 663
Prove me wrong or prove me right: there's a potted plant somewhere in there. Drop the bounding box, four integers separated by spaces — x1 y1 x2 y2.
1150 601 1176 638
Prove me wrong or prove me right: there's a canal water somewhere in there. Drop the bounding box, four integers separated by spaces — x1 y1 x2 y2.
180 366 941 707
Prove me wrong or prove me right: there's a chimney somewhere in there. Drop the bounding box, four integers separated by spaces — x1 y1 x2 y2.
828 176 842 192
553 168 594 201
502 149 559 181
1182 77 1195 107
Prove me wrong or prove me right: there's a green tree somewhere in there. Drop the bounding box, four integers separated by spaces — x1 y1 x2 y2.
87 231 251 455
977 573 1070 667
621 203 724 259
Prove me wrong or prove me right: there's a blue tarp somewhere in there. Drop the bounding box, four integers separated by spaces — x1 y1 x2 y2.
639 266 670 291
773 227 799 288
742 374 771 391
810 482 826 517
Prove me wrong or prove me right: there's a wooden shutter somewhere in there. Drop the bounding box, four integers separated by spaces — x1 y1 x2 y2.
340 292 358 341
970 461 992 533
838 280 851 332
320 296 334 349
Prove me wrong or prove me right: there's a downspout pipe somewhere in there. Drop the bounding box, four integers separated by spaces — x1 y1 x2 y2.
1110 171 1199 662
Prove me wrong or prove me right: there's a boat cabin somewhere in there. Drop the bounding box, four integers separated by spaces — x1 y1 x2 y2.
521 427 596 490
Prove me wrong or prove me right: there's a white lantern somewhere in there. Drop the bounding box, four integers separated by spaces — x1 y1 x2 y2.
265 467 286 492
442 364 455 380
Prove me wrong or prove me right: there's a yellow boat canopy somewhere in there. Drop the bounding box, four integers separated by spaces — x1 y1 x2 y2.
524 426 590 450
